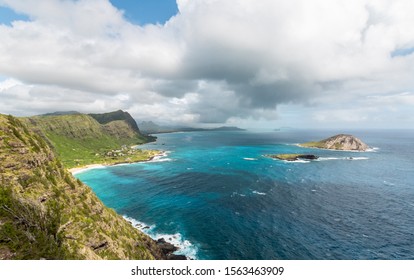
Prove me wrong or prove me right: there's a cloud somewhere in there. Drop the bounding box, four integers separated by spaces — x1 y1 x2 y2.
0 0 414 127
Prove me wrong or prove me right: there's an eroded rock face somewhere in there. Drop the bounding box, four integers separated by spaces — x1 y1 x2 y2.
321 134 369 151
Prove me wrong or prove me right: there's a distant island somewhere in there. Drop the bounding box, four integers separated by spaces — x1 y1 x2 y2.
265 134 369 162
139 121 245 135
299 134 370 151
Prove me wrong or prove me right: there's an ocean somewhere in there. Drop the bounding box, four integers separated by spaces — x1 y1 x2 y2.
74 129 414 260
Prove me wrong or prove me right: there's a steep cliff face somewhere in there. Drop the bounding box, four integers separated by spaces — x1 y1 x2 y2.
301 134 370 151
89 110 141 134
22 111 155 168
0 114 164 260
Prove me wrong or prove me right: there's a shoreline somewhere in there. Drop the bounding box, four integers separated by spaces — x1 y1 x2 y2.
68 151 189 259
295 143 375 152
68 151 165 175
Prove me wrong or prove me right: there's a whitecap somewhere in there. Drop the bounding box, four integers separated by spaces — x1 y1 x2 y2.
383 181 395 186
252 190 266 195
123 215 198 260
350 157 369 160
243 157 258 161
316 156 369 161
316 157 341 161
288 159 310 163
231 192 246 198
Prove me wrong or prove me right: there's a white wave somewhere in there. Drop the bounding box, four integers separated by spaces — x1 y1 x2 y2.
148 151 174 163
383 181 395 186
243 157 258 161
316 157 341 161
366 147 380 152
231 192 246 198
151 232 198 260
349 157 369 160
252 190 266 195
151 158 173 162
286 159 310 163
316 156 369 161
123 216 155 232
123 216 198 260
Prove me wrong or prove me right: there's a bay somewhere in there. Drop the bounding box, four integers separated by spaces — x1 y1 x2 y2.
75 129 414 259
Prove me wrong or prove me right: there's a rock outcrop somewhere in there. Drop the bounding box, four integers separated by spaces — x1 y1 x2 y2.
300 134 369 151
265 154 319 161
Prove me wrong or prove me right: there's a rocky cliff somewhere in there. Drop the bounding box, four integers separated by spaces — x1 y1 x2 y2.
0 114 164 260
300 134 370 151
22 111 155 168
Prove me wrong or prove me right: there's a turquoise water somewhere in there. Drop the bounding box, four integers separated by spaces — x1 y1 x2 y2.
75 130 414 259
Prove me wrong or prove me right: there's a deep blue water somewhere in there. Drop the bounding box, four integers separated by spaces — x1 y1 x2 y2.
75 130 414 260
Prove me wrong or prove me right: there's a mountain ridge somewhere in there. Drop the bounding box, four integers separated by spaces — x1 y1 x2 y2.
22 110 156 168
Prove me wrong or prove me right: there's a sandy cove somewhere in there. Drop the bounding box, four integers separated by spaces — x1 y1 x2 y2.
68 151 166 175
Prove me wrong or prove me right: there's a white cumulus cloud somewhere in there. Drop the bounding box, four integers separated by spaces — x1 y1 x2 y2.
0 0 413 128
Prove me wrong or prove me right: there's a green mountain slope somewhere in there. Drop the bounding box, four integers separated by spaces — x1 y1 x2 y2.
0 114 165 260
89 110 141 134
22 111 156 168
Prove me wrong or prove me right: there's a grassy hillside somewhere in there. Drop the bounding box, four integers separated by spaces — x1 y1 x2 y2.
0 114 165 260
22 112 156 168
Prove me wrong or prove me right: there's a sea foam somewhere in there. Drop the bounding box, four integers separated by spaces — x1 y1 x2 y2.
123 215 198 260
252 190 266 195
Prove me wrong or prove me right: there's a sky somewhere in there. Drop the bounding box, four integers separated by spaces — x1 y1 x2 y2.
0 0 414 130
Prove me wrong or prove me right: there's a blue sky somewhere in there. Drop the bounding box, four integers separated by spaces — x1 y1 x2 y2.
109 0 178 25
0 5 29 25
0 1 178 25
0 1 414 129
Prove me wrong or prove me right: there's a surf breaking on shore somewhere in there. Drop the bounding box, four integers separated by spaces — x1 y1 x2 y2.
123 216 198 260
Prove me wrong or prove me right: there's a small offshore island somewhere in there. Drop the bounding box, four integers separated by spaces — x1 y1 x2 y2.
299 134 370 151
267 134 370 162
265 154 319 161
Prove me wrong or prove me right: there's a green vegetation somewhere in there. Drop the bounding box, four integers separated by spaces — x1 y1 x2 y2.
89 110 141 133
0 114 164 259
0 187 70 259
22 111 157 168
299 141 325 148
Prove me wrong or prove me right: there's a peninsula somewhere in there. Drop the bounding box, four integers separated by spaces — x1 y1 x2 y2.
22 110 158 168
